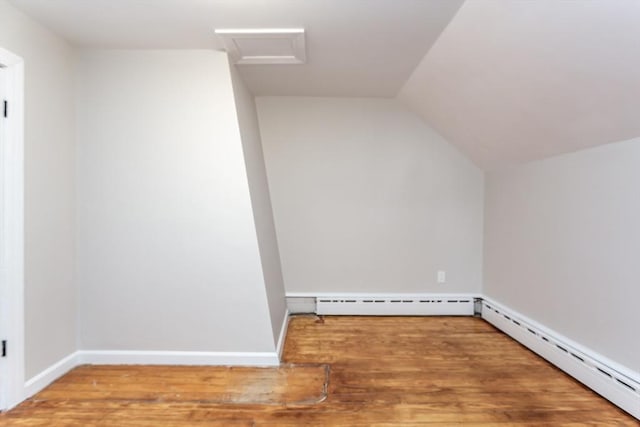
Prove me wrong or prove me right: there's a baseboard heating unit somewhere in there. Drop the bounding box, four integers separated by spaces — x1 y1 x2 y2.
314 294 475 316
482 299 640 420
286 292 639 420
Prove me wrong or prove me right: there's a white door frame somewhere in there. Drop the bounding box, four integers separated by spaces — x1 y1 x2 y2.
0 47 25 411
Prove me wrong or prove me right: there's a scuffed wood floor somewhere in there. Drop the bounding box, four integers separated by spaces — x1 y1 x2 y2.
33 364 329 405
1 316 637 426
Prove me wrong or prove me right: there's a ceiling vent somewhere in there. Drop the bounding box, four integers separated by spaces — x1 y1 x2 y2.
215 28 306 65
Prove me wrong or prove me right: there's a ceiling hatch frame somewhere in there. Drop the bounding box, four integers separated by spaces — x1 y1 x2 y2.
215 28 306 65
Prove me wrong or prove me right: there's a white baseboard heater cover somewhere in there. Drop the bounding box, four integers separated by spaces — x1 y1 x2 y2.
482 300 640 420
316 295 474 316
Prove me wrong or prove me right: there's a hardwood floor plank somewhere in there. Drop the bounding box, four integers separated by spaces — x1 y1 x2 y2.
1 316 637 426
35 364 328 405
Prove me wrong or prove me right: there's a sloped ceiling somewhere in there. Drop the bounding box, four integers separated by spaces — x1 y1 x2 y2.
8 0 464 97
9 0 640 168
399 0 640 170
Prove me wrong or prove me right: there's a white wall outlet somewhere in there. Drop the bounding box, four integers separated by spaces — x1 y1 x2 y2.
437 270 446 284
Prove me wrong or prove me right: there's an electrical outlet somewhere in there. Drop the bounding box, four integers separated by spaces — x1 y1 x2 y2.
437 270 446 284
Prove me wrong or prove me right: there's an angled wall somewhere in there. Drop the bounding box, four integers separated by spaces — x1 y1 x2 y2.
75 50 277 354
229 66 287 345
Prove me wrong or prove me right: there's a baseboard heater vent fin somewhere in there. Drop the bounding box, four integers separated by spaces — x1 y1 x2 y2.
482 301 640 419
316 295 474 316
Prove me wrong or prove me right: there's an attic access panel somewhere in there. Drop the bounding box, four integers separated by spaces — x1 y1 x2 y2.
215 28 306 65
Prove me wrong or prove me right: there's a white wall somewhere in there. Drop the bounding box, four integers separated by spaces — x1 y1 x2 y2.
485 138 640 374
229 67 286 344
0 0 76 378
76 50 275 352
256 97 484 294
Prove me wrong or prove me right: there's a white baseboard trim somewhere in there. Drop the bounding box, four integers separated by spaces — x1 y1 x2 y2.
18 348 280 407
16 296 639 421
23 351 79 399
482 297 640 420
77 350 280 367
276 309 290 360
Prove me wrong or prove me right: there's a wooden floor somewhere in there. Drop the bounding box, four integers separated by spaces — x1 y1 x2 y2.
1 316 637 426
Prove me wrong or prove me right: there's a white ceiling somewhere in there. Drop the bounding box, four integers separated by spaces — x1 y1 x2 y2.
10 0 640 169
399 0 640 170
9 0 464 97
